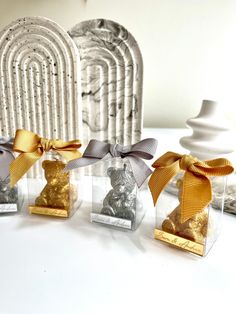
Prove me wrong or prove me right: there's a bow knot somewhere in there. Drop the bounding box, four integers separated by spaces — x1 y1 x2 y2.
40 138 56 152
109 144 121 157
109 143 132 158
149 151 234 223
179 154 198 171
10 129 82 186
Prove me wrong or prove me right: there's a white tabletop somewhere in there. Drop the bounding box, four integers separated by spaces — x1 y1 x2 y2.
0 128 235 314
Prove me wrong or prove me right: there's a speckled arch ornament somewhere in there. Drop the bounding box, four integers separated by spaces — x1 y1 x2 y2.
68 19 143 147
0 16 82 141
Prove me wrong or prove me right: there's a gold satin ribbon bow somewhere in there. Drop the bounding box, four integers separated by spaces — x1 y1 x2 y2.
10 129 82 186
149 151 234 223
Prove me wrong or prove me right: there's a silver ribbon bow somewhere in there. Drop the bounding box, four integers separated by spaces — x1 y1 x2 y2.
65 138 158 187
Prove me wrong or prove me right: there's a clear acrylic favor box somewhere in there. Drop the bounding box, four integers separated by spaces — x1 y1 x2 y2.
154 173 226 256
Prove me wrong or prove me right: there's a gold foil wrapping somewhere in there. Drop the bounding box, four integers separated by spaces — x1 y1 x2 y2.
159 178 208 254
162 207 208 245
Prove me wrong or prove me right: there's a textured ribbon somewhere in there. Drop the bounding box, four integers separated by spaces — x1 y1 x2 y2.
149 151 234 223
65 138 158 187
10 129 82 186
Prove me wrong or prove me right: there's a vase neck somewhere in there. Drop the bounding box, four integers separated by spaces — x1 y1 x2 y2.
197 100 219 118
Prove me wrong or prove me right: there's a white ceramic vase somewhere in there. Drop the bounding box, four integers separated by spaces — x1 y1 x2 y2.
180 100 234 160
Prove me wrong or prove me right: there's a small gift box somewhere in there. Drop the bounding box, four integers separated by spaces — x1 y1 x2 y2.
149 152 234 256
0 139 22 214
10 129 82 218
66 138 158 230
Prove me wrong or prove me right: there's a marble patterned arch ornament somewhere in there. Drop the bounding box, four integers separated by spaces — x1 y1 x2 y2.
68 19 143 147
0 16 82 142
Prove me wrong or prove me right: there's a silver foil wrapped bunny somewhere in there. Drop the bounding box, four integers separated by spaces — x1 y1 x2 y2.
101 164 137 221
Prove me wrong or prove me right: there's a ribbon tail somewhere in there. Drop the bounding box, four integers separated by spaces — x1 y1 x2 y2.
181 171 212 223
58 150 82 162
64 156 103 171
10 151 41 186
128 156 152 188
149 161 180 205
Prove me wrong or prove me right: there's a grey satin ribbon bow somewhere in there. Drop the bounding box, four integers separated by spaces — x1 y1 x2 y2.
65 138 158 187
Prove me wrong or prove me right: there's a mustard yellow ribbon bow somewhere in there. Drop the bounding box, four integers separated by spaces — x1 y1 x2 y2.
10 129 82 186
149 151 234 223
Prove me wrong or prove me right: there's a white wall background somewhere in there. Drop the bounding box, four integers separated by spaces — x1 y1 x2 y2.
0 0 236 128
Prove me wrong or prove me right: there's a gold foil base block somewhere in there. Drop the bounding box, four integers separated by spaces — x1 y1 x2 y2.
154 228 204 256
29 205 69 218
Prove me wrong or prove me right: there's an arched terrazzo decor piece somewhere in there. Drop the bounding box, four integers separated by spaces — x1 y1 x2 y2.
0 16 82 141
68 19 143 147
0 16 82 178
